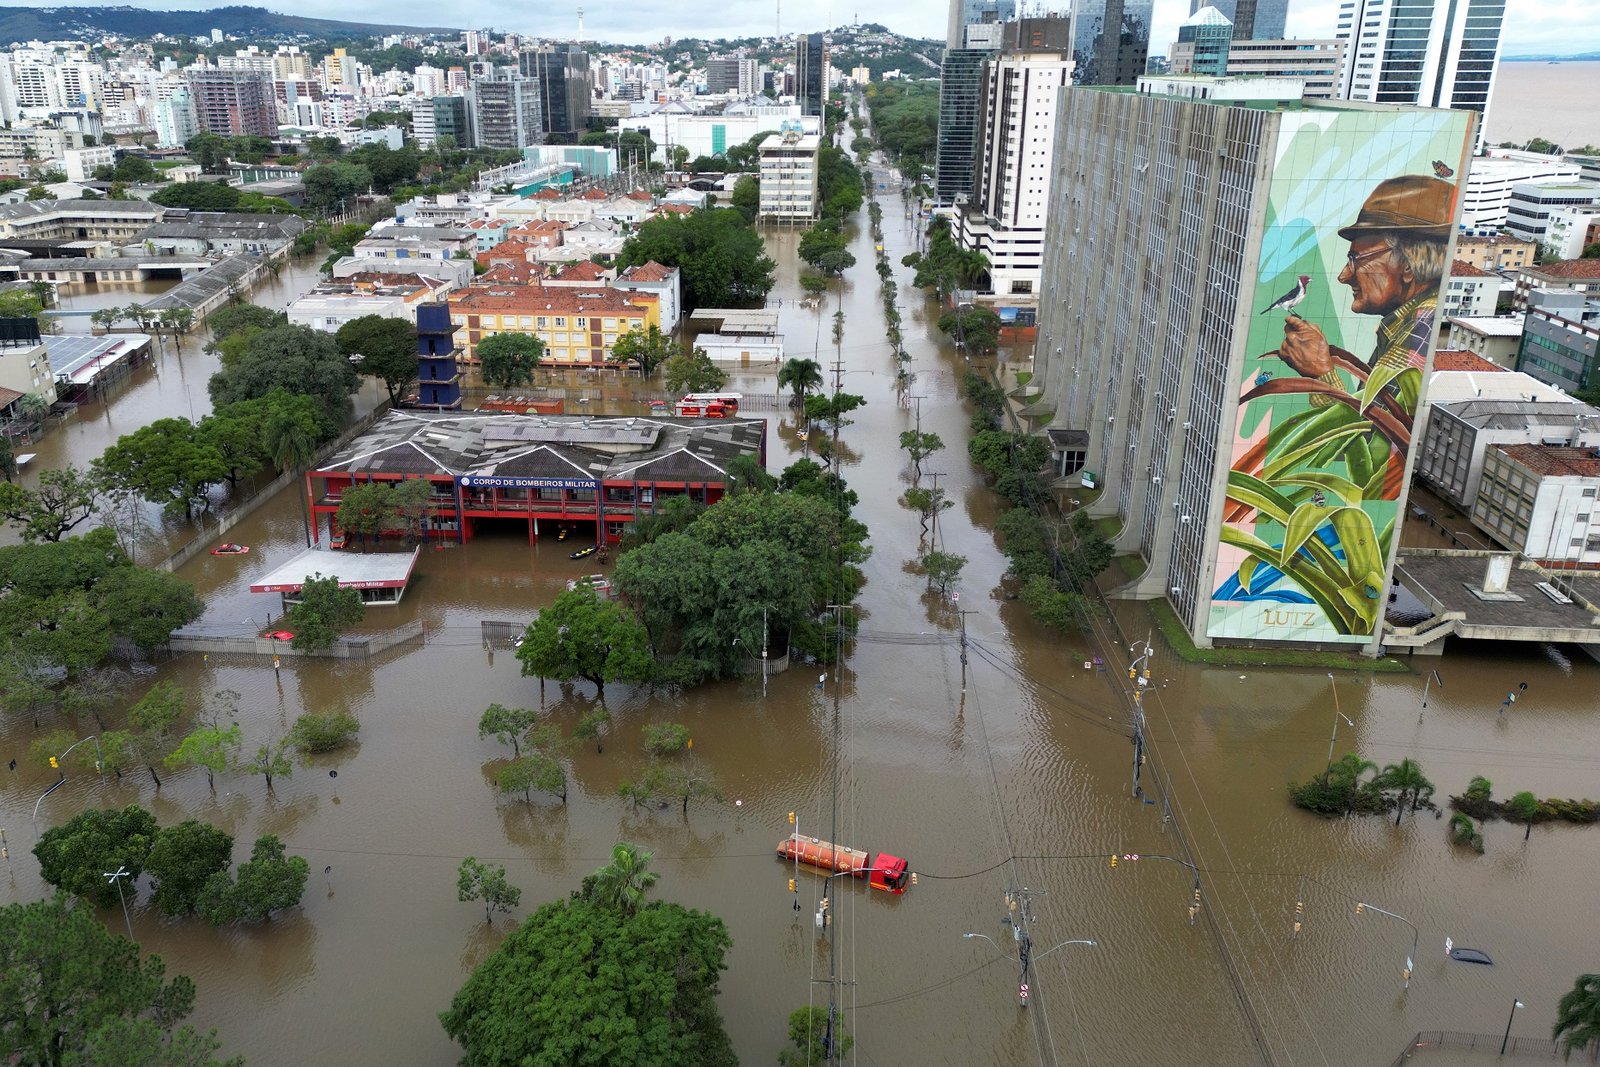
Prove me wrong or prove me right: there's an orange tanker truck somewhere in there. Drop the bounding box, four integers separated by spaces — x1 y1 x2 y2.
776 832 911 894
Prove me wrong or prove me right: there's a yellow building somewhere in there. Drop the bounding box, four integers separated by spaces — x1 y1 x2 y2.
447 283 660 366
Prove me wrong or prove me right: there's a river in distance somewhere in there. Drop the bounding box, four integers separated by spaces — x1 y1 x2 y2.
1486 60 1600 149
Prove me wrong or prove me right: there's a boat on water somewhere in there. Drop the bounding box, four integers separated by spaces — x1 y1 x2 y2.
211 543 250 555
569 544 600 560
776 832 911 894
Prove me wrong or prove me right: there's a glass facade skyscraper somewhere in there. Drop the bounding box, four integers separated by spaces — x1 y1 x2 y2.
1190 0 1286 41
1337 0 1506 144
796 33 827 117
1073 0 1154 86
935 48 992 202
946 0 1018 49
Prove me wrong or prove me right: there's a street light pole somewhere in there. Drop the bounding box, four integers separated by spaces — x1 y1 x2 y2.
1419 669 1442 725
1501 997 1524 1055
1326 673 1353 771
105 866 135 943
1355 901 1419 989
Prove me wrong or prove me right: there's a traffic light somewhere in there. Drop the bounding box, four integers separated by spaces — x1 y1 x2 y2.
788 878 797 893
48 756 58 769
788 811 796 825
1109 854 1117 868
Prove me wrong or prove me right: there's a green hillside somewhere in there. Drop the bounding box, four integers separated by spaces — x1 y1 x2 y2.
0 5 457 45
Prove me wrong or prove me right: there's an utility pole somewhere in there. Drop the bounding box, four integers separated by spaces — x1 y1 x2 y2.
925 471 947 546
820 601 853 1063
1127 635 1153 800
957 609 975 692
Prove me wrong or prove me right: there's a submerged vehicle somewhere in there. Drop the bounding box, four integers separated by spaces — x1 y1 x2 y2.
211 543 250 555
776 832 911 894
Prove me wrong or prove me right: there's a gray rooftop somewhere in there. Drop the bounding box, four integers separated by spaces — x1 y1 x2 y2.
317 411 766 484
1391 550 1600 644
142 212 309 240
1436 398 1600 430
250 546 420 592
0 198 166 221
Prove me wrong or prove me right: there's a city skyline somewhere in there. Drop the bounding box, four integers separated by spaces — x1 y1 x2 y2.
8 0 1591 57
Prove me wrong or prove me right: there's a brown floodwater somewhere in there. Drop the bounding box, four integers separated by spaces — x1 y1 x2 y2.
2 182 1597 1067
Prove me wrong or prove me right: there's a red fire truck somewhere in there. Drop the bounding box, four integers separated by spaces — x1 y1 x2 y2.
674 392 743 418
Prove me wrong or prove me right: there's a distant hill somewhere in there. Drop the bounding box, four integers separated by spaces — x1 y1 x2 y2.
1504 51 1600 62
0 5 457 45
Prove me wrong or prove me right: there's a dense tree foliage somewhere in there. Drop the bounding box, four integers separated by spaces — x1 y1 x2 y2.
862 81 939 171
0 895 241 1067
661 347 727 395
284 573 365 651
606 324 676 374
146 820 235 917
35 806 159 907
303 160 372 215
457 857 521 924
0 529 202 677
334 314 417 406
439 890 734 1066
208 325 359 435
903 216 989 294
614 473 868 680
476 332 544 389
618 208 775 308
516 590 654 701
0 466 99 541
94 418 227 520
199 835 309 924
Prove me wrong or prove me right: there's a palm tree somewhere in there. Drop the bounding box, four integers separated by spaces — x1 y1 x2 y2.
1377 758 1435 826
1326 752 1377 814
587 842 659 916
264 407 320 546
1506 790 1541 841
1555 974 1600 1056
777 357 823 409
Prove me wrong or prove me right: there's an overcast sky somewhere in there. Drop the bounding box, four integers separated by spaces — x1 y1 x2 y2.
23 0 1599 56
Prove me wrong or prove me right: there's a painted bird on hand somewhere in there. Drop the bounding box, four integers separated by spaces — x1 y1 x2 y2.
1260 274 1311 318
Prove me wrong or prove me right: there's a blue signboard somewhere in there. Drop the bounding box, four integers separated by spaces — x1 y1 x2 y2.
458 475 596 490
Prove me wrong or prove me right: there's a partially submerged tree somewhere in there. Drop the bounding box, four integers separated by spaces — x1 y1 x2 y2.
516 589 654 702
457 857 522 924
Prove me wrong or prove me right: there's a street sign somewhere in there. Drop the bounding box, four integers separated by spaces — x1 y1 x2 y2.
1445 936 1453 956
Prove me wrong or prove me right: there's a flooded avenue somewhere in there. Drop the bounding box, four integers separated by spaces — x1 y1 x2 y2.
3 188 1598 1067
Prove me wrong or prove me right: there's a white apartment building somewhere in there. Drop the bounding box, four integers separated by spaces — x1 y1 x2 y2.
1443 260 1500 319
61 145 114 182
954 46 1072 311
1224 38 1345 98
757 129 820 221
1337 0 1505 148
0 338 56 410
154 88 197 148
1460 151 1581 229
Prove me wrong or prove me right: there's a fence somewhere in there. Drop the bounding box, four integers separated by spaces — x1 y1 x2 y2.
1390 1031 1598 1065
481 620 529 650
169 621 424 661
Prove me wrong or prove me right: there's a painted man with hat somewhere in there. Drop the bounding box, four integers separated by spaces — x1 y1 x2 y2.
1275 174 1455 421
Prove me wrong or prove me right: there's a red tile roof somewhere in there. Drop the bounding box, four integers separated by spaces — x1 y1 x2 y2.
621 260 675 282
554 260 609 281
625 189 654 201
660 202 695 214
1451 260 1495 278
1432 349 1505 373
480 261 540 284
1528 259 1600 280
0 385 24 409
1499 444 1600 478
578 187 610 201
532 188 563 200
450 283 659 317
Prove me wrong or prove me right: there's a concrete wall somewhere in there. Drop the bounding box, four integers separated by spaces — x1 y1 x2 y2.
169 621 424 659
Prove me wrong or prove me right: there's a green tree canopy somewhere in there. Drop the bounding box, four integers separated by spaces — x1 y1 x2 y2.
476 332 544 390
0 466 100 542
0 894 241 1067
336 314 417 405
199 834 309 924
618 208 776 308
208 325 360 435
607 324 676 374
729 174 759 222
457 857 522 924
34 805 159 907
92 417 228 520
335 481 400 549
146 820 234 917
285 572 365 651
303 160 372 215
1556 974 1600 1055
149 181 242 211
516 589 655 701
439 893 734 1067
662 347 727 395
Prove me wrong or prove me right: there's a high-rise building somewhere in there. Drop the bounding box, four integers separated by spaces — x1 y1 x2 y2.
934 48 994 203
522 44 593 137
953 17 1073 311
947 0 1018 49
1031 78 1474 651
1073 0 1154 85
1171 7 1233 76
795 33 827 117
467 72 542 150
1190 0 1286 40
706 58 741 94
185 69 277 137
1337 0 1506 146
153 87 197 147
758 127 821 221
1224 39 1346 98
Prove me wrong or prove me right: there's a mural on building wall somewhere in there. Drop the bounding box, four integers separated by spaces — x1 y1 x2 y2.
1208 109 1474 643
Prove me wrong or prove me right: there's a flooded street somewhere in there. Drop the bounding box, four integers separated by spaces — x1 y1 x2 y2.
3 190 1598 1067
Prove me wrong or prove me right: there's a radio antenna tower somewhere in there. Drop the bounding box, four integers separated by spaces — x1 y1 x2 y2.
577 6 585 43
